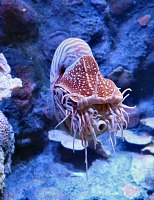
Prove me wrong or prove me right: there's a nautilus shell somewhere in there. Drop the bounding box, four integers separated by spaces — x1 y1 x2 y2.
50 38 133 172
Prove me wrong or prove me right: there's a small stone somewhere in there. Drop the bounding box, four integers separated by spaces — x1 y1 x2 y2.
131 154 154 191
137 14 151 27
108 0 134 15
140 117 154 129
107 67 134 89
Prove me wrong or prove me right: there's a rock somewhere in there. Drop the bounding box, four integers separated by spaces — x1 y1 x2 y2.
43 31 69 60
131 154 154 191
12 65 35 113
108 0 134 15
148 192 154 200
1 0 38 41
91 0 107 12
117 130 152 145
16 138 32 148
0 111 15 198
141 143 154 154
138 99 154 119
0 51 53 140
143 52 154 70
70 12 104 43
107 66 134 89
87 139 109 159
137 14 151 26
64 0 84 6
140 117 154 129
125 107 140 128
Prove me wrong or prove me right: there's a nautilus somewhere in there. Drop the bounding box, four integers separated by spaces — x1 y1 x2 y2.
50 38 133 173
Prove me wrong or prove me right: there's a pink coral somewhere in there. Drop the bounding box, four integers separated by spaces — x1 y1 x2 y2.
137 14 151 26
123 184 140 199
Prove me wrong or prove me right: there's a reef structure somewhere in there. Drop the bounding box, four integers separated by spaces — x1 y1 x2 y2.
0 53 22 198
0 111 15 198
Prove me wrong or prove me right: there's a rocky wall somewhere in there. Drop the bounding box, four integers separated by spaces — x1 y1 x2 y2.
0 0 154 199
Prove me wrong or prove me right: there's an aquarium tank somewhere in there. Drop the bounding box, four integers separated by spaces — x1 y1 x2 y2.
0 0 154 199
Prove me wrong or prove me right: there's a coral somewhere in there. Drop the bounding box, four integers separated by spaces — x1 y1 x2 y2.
0 53 21 198
131 154 154 191
0 111 14 199
123 184 140 199
0 111 15 165
0 53 22 101
0 149 5 198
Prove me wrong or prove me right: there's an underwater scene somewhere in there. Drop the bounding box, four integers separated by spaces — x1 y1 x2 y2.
0 0 154 199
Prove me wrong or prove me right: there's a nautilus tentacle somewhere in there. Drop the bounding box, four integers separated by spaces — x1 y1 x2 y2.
50 38 133 176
